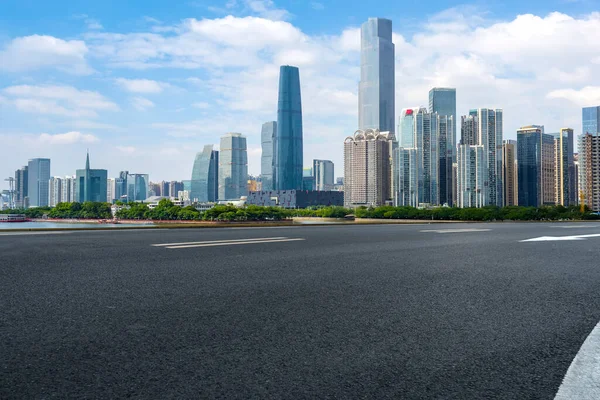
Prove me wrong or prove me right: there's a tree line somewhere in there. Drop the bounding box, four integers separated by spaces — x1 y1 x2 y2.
2 200 599 222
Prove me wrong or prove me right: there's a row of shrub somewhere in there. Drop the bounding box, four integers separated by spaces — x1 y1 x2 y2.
2 201 599 222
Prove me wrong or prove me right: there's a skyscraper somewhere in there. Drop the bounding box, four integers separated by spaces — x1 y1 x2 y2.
75 152 108 203
517 125 555 207
393 147 419 207
275 66 303 190
579 133 600 211
191 144 219 202
359 18 395 133
438 115 454 206
107 178 116 203
313 160 335 191
457 145 486 208
261 121 276 191
27 158 51 208
554 128 576 206
461 114 478 145
219 133 248 200
48 177 63 207
415 109 439 205
502 140 518 206
477 108 504 207
344 129 393 207
14 166 28 209
62 176 75 203
582 106 600 135
429 88 457 156
126 174 149 202
398 108 419 147
115 171 129 202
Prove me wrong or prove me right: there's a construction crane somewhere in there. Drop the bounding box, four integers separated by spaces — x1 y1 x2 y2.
4 177 15 209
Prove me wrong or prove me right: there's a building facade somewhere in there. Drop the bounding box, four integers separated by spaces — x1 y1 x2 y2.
461 114 478 145
502 140 518 206
344 129 393 207
517 125 555 207
582 106 600 135
75 153 108 203
261 121 276 191
126 174 150 202
393 147 419 207
169 181 184 200
477 109 504 207
579 133 600 211
313 160 335 191
247 190 343 208
359 18 395 133
429 87 457 162
398 108 420 147
107 178 116 203
191 144 219 202
61 176 75 203
27 158 51 208
275 66 303 190
554 128 576 206
48 177 63 207
457 145 486 208
14 166 28 209
219 133 248 200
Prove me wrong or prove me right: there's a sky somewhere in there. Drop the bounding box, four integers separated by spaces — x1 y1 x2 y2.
1 0 600 191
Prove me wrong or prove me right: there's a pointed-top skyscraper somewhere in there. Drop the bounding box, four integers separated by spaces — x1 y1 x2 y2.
275 65 303 190
75 151 108 203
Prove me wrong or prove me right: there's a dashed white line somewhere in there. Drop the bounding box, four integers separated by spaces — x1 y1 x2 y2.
555 321 600 399
420 228 492 234
152 237 288 247
152 237 305 249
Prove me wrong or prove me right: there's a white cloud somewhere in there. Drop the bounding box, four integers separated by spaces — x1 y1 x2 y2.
3 84 119 118
131 97 155 111
547 87 600 107
37 131 99 145
116 146 137 154
115 78 168 93
243 0 290 20
0 35 92 75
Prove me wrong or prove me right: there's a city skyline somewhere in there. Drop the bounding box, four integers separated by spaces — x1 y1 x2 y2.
2 2 600 190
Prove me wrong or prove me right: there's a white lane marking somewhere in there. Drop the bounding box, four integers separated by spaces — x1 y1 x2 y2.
164 238 305 249
551 225 600 229
152 237 288 247
520 233 600 242
0 231 69 236
555 321 600 399
420 228 492 233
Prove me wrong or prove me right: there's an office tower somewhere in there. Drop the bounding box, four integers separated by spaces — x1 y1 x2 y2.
344 129 393 207
461 114 478 145
261 121 276 191
160 181 170 197
415 109 439 205
107 178 116 203
399 108 419 147
191 144 219 202
219 133 248 200
275 66 303 190
302 168 315 191
313 160 335 191
62 175 75 203
438 115 454 206
149 182 161 197
393 147 419 207
477 108 504 206
126 174 150 202
503 140 518 206
75 152 108 203
582 106 600 135
27 158 51 207
48 177 63 207
517 125 555 207
359 18 395 133
554 128 576 206
457 145 486 208
14 166 28 208
169 181 184 199
579 133 600 211
115 171 129 201
429 88 457 156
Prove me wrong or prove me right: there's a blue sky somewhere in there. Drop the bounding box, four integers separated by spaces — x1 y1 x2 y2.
1 0 600 190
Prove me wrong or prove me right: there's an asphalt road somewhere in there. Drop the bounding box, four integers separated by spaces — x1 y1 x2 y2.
2 222 600 399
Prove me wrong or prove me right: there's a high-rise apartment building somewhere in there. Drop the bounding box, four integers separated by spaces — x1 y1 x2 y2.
399 108 419 147
393 147 419 207
437 115 454 206
27 158 51 207
359 18 395 133
502 140 518 206
461 114 478 145
14 166 28 208
275 66 303 190
457 145 486 208
48 177 63 207
75 153 108 203
261 121 276 191
107 178 116 203
579 133 600 211
554 128 576 206
517 125 555 207
313 160 335 191
219 133 248 200
62 176 75 203
477 109 504 207
191 144 219 202
344 129 393 207
415 110 439 205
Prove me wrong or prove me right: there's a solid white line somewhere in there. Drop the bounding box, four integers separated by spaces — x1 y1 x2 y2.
521 233 600 242
0 231 69 236
152 237 288 247
555 321 600 399
165 238 305 249
420 228 491 233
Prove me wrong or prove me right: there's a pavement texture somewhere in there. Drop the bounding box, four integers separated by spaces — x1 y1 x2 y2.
2 222 600 399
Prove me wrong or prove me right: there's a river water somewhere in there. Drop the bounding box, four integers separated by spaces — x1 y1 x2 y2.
0 222 154 230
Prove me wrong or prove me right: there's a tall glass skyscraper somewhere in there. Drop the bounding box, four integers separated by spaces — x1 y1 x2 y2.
275 66 303 190
219 133 248 200
191 145 219 202
517 125 555 207
313 160 335 191
582 106 600 135
398 107 420 147
75 152 108 203
261 121 276 191
27 158 51 207
359 18 395 133
126 174 149 202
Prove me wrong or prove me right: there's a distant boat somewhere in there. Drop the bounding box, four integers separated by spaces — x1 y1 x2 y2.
0 214 30 223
